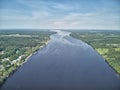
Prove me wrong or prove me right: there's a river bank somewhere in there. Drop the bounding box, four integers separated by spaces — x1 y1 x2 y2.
0 39 50 88
70 31 120 76
21 40 49 66
1 30 120 90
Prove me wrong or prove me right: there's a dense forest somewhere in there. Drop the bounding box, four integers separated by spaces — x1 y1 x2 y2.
0 30 53 86
71 30 120 75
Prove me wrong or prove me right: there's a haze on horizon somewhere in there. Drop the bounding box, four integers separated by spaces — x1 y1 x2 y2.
0 0 120 30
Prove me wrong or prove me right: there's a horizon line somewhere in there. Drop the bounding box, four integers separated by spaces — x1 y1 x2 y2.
0 28 120 31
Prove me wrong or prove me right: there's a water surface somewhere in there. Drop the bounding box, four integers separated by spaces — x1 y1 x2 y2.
1 30 120 90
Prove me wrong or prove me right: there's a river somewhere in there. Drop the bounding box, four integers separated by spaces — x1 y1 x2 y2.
1 30 120 90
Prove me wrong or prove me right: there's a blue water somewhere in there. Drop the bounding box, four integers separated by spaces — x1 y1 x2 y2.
1 30 120 90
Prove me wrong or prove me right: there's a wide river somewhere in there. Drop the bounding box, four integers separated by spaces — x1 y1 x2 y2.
1 30 120 90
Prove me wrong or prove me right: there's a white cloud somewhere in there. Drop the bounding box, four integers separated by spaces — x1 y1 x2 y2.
47 12 120 29
31 11 50 20
0 0 120 30
51 3 79 11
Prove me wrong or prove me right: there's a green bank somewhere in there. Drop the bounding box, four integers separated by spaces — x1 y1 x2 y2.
0 30 53 86
71 30 120 75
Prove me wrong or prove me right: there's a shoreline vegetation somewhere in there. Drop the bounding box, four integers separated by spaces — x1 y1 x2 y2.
0 30 53 87
21 40 49 66
70 30 120 76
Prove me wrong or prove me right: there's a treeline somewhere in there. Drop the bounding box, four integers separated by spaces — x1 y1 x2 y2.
70 30 120 75
0 30 53 86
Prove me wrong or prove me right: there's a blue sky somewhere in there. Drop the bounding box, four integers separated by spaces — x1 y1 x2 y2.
0 0 120 29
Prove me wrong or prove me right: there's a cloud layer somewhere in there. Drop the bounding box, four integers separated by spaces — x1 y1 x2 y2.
0 0 120 29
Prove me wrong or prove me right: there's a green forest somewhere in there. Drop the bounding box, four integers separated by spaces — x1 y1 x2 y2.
71 30 120 75
1 30 120 87
0 30 53 85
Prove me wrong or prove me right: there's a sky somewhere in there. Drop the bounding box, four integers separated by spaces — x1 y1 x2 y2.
0 0 120 30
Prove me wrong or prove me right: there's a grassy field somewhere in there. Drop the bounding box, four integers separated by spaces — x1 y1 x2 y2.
70 30 120 75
